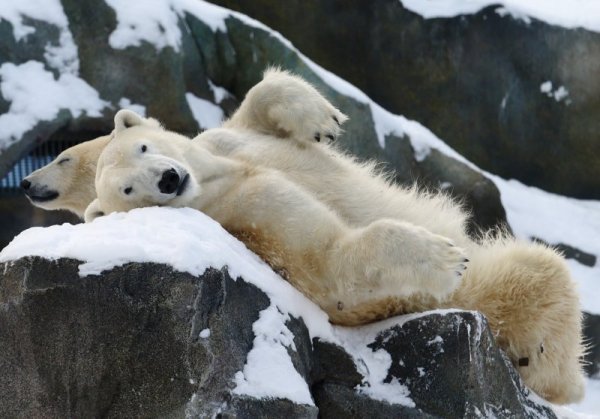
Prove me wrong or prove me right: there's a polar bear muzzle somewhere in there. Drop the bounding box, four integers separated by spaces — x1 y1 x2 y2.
157 168 189 196
21 179 59 202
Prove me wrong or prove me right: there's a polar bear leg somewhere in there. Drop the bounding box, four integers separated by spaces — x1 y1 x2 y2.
324 219 467 318
224 68 348 142
451 239 585 404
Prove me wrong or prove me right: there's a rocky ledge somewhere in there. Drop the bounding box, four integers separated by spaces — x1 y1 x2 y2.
0 256 555 418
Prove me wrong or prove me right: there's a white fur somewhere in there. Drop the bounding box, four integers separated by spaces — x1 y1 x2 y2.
32 68 583 404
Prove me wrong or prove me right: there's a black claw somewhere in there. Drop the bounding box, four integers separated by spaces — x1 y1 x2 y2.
325 134 335 142
463 258 470 263
314 133 321 142
333 116 341 126
455 271 462 277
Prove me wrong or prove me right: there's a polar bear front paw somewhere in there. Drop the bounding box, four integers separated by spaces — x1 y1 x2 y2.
427 236 468 296
312 111 347 143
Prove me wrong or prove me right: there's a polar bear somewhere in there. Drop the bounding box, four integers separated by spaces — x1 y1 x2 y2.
22 68 583 404
87 109 467 314
88 104 584 404
20 135 111 218
20 117 162 219
19 69 346 218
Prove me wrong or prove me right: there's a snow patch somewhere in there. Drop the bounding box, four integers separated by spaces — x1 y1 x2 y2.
186 92 224 129
233 304 313 405
399 0 600 33
118 98 147 117
199 328 210 339
104 0 232 51
104 0 182 50
0 0 69 40
0 0 78 74
540 81 570 103
0 61 109 151
208 80 233 104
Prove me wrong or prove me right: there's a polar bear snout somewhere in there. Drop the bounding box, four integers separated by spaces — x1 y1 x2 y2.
158 168 180 194
21 177 59 203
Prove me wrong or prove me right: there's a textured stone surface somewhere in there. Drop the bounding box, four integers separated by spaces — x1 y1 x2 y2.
369 312 555 418
0 257 556 418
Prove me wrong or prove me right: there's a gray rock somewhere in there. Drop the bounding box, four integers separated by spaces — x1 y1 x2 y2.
368 312 555 418
210 0 600 200
0 257 556 418
531 237 597 267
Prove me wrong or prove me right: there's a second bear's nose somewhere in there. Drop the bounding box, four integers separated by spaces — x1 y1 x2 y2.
158 168 180 194
21 179 31 190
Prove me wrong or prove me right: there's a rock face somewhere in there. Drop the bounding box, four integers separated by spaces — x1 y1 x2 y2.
0 0 508 242
211 0 600 200
0 257 556 418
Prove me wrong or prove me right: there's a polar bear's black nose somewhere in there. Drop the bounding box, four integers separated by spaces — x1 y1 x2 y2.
21 179 31 190
158 169 180 194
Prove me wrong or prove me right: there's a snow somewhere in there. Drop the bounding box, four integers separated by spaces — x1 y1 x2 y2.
104 0 182 50
185 92 224 129
233 304 314 405
0 0 78 74
199 328 211 339
118 98 146 117
540 81 571 103
208 80 233 104
399 0 600 33
103 0 231 51
567 378 600 417
0 61 109 151
0 0 68 40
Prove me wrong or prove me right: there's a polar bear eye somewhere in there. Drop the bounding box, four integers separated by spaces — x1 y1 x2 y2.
124 187 133 195
141 145 147 153
57 157 71 165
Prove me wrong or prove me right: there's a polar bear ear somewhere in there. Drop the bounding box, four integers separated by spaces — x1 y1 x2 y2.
114 109 144 132
84 198 106 223
114 109 163 133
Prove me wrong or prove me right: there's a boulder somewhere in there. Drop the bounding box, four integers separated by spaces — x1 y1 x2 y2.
0 256 555 418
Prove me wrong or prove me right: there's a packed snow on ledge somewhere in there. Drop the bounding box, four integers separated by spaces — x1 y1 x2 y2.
0 207 416 408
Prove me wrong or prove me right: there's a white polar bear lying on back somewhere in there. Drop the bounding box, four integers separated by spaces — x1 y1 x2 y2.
23 69 583 404
88 104 584 404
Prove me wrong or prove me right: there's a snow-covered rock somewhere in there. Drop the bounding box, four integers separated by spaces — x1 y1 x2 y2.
0 209 555 417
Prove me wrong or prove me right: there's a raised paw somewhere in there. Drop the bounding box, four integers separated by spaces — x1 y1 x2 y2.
311 111 347 143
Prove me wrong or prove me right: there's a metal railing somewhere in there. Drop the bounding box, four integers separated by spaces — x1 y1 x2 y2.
0 140 79 192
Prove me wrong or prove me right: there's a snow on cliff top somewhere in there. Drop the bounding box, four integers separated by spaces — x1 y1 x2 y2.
399 0 600 32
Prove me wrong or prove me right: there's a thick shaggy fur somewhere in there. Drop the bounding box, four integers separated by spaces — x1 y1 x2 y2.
26 69 583 403
212 71 585 403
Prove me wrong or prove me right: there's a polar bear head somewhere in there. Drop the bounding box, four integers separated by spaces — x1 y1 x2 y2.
21 135 112 217
86 110 200 222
